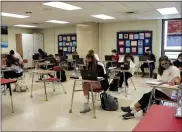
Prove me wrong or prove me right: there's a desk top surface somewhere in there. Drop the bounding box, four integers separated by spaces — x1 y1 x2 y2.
32 69 56 74
133 105 182 132
1 78 17 85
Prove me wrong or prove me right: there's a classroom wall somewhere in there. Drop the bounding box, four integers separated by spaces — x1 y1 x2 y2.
42 25 76 55
99 20 162 65
1 27 36 54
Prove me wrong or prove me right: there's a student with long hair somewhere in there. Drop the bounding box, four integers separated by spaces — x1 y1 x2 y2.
80 53 109 113
88 49 100 61
118 53 135 94
121 56 181 119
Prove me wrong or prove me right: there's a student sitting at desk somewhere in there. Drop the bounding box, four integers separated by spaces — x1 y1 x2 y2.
118 53 135 94
9 50 24 67
80 54 109 113
121 56 181 119
38 48 47 59
4 55 25 92
140 49 156 78
88 49 100 61
106 49 119 69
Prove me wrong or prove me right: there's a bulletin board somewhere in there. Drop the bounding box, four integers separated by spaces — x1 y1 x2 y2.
58 34 77 53
116 31 152 55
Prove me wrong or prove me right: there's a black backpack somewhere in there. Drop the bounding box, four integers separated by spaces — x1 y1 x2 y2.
56 70 67 82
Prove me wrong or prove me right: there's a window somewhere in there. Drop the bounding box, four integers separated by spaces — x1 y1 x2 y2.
162 18 182 59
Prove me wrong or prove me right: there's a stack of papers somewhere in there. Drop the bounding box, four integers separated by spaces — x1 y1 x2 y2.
145 80 163 85
175 107 182 118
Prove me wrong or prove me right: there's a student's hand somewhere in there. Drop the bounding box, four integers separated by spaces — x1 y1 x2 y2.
168 81 175 86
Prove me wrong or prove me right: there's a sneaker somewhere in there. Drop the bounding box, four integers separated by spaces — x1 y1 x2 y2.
123 112 135 119
118 88 124 94
121 106 132 113
127 88 131 95
80 103 91 113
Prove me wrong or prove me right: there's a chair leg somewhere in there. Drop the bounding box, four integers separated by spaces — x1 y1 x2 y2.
60 82 67 94
69 80 76 113
52 82 55 92
90 83 96 119
130 78 136 90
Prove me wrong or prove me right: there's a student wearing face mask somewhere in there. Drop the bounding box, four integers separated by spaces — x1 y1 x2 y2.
118 53 136 94
121 56 181 119
173 53 182 69
80 53 109 113
140 49 156 78
106 49 119 70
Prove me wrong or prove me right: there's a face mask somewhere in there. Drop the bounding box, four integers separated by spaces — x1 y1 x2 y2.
178 59 182 62
127 59 131 62
162 63 170 69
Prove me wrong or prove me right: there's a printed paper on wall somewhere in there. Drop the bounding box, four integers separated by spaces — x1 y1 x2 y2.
126 48 130 53
126 40 130 47
139 33 144 39
119 41 124 46
129 34 134 40
131 41 137 46
132 47 137 53
119 34 123 39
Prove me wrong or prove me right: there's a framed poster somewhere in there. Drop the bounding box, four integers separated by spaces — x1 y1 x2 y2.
117 31 152 55
58 34 77 53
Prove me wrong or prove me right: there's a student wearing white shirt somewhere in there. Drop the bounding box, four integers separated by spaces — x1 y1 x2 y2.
9 50 23 64
118 53 136 94
88 49 100 61
121 56 181 119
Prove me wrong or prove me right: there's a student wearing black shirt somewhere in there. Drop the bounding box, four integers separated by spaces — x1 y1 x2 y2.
173 53 182 68
38 49 47 59
80 53 109 113
140 49 156 78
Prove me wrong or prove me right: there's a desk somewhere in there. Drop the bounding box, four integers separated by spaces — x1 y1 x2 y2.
31 69 56 101
69 77 104 118
133 105 182 132
38 62 55 69
1 67 13 78
137 60 154 78
103 60 116 67
147 83 179 110
1 78 17 113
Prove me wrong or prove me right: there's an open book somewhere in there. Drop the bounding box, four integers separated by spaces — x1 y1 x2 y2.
145 79 163 85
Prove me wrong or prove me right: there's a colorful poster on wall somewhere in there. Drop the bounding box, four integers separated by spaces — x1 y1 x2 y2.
145 32 151 38
67 36 70 41
125 40 130 47
119 41 124 46
132 47 137 53
59 36 62 41
71 36 76 40
126 48 130 53
1 34 8 48
63 47 67 52
70 42 73 46
120 47 124 53
139 33 144 39
59 42 62 46
68 47 71 52
131 41 137 46
72 47 75 52
124 34 128 39
119 34 123 39
129 34 134 40
134 34 139 39
66 42 70 46
138 47 143 54
59 47 63 50
145 39 151 45
138 40 143 46
63 42 65 46
63 37 67 41
73 41 77 46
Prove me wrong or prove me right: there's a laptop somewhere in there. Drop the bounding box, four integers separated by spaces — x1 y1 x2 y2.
81 70 98 81
139 56 147 61
117 62 130 70
72 55 79 60
76 58 84 65
32 54 39 60
105 55 112 61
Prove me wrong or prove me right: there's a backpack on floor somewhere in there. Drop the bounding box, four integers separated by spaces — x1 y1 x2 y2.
100 92 119 111
56 70 67 82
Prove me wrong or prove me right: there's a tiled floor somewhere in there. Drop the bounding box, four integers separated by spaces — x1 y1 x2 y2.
2 71 152 131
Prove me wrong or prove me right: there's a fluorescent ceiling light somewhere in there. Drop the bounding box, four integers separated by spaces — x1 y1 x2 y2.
77 24 90 27
91 14 115 20
14 24 36 28
1 12 29 18
157 7 178 15
43 2 81 10
46 20 69 24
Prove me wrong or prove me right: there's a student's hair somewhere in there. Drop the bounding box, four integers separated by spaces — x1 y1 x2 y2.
158 56 172 76
6 55 19 67
146 48 151 52
111 49 117 53
38 49 43 53
9 50 15 55
88 49 94 54
177 53 182 58
124 53 134 63
86 53 97 70
48 54 54 58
